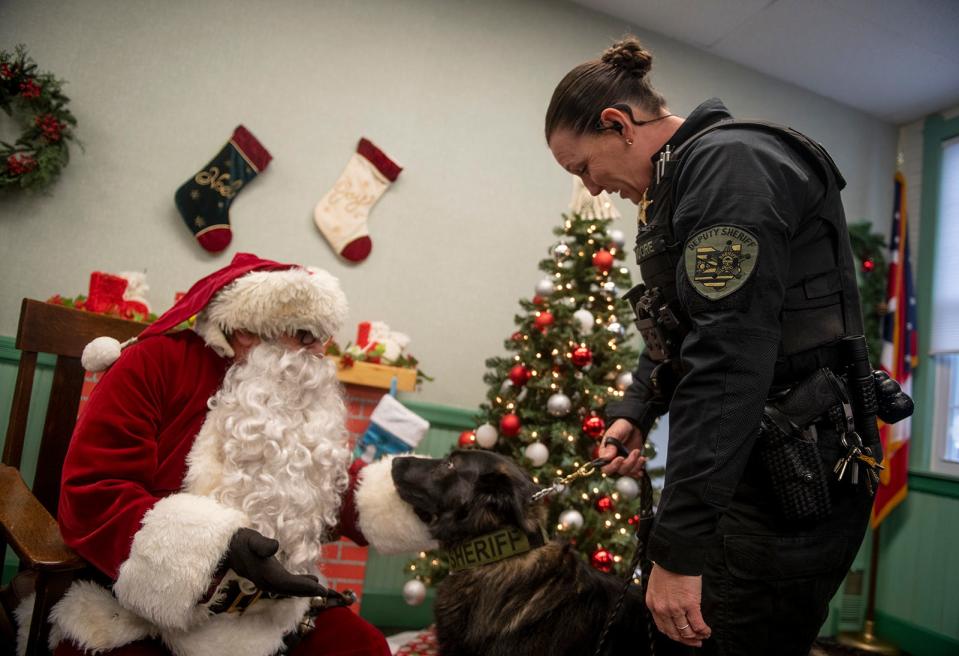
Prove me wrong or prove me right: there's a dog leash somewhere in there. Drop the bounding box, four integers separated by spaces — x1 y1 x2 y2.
529 438 658 656
592 438 656 656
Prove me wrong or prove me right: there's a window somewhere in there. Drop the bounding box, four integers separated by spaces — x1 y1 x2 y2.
928 134 959 476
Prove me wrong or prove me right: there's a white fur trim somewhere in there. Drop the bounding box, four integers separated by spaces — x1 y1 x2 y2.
162 596 308 656
113 493 248 631
46 581 157 653
43 579 308 656
193 313 235 358
81 336 123 372
355 456 438 554
201 267 347 346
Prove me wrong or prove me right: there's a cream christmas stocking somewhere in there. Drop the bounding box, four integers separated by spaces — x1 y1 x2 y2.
314 138 402 262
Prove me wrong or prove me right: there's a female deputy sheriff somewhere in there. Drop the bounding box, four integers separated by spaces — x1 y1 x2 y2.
546 35 889 656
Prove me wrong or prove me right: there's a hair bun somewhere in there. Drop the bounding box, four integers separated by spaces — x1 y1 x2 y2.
601 36 652 77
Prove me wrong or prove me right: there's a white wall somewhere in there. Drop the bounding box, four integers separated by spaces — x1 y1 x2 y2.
0 0 898 408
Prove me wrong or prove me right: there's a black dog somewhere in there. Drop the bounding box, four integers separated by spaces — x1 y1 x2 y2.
392 450 689 656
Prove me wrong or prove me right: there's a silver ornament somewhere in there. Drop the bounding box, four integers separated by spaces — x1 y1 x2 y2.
606 322 625 338
615 371 634 391
610 229 626 249
615 476 640 500
547 393 572 417
535 277 555 297
402 579 427 606
475 423 498 448
559 509 584 530
573 309 595 332
499 379 514 394
524 442 549 467
602 281 618 295
553 242 571 259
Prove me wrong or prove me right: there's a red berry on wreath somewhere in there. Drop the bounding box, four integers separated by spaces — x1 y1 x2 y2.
592 250 614 272
6 153 37 176
571 345 593 367
19 80 41 99
582 414 606 439
499 413 521 437
508 364 531 387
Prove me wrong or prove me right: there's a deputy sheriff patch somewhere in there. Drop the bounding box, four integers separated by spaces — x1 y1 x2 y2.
684 225 759 300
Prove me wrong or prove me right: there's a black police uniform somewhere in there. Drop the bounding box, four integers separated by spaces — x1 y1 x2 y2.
605 98 877 655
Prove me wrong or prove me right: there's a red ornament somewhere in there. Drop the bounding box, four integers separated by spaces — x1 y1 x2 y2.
532 294 545 306
508 364 531 387
6 153 37 176
595 495 614 513
571 345 593 367
591 548 614 573
582 415 606 439
534 311 554 332
627 514 641 526
511 331 525 342
19 79 41 99
458 430 477 448
862 258 875 273
499 413 522 437
592 250 614 272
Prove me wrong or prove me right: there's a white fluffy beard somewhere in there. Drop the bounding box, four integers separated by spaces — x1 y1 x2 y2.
184 343 350 574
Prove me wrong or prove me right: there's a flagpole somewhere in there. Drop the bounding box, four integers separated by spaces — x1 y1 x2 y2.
837 526 900 654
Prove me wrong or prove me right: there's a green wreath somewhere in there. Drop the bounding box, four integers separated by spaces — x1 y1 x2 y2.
0 45 77 190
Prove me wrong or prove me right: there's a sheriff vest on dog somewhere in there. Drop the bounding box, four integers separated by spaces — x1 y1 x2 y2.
25 254 435 656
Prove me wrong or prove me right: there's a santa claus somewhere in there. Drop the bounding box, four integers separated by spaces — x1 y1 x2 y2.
20 253 434 656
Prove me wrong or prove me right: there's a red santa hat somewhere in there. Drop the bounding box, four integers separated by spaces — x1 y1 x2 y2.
81 252 348 372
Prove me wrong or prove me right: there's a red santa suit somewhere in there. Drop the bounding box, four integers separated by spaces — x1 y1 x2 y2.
26 255 436 656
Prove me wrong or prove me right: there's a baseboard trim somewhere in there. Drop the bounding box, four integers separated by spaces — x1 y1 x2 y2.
875 610 959 656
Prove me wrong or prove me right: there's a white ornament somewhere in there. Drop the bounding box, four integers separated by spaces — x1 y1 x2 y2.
615 476 640 500
547 393 572 417
524 442 549 467
517 387 528 403
602 281 618 295
561 295 577 307
403 579 427 606
500 379 514 394
606 322 625 339
535 278 555 297
559 509 584 530
573 309 595 333
610 229 626 249
553 242 571 259
475 423 498 448
615 371 634 391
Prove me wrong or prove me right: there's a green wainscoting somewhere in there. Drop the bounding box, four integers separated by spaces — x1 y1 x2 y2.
2 336 957 651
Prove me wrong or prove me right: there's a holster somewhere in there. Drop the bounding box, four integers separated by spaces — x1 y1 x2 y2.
758 368 846 522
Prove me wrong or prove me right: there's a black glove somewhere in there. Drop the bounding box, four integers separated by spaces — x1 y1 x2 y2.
873 370 914 425
225 528 327 598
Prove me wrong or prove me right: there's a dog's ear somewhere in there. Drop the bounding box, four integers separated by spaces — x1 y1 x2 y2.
475 470 538 533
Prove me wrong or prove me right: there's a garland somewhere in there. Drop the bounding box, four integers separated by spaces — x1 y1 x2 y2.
0 45 77 190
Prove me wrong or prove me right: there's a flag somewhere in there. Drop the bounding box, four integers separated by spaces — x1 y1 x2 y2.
871 171 918 527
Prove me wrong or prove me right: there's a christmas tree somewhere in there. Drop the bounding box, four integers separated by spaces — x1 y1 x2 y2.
403 179 663 599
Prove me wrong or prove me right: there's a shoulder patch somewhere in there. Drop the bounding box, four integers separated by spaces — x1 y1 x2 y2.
684 225 759 300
